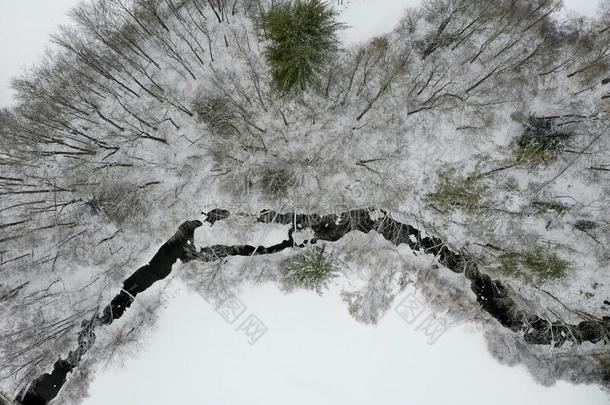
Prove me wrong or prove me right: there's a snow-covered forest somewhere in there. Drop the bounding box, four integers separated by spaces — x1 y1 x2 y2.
0 0 609 403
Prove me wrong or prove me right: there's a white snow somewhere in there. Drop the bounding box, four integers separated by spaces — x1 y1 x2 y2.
0 0 602 106
336 0 603 46
2 0 609 403
337 0 422 45
73 0 609 403
80 280 609 405
562 0 602 17
0 0 79 106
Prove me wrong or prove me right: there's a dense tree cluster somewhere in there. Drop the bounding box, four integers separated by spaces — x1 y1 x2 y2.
1 0 609 401
262 0 343 94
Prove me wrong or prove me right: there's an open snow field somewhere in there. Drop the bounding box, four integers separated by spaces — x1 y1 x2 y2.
81 280 608 405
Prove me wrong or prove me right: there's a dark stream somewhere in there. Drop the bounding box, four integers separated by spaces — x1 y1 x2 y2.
16 208 610 404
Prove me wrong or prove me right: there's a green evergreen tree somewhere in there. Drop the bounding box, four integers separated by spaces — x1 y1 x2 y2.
262 0 343 95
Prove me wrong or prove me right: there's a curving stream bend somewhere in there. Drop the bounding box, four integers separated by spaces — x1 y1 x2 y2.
15 208 610 404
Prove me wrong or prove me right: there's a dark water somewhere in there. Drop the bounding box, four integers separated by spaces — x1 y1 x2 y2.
16 209 610 403
16 221 203 405
253 209 610 346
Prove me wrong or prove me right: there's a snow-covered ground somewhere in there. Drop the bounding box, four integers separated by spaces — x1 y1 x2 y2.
1 0 608 403
336 0 422 45
335 0 603 47
0 0 602 106
80 280 608 405
0 0 78 106
71 1 608 404
563 0 602 17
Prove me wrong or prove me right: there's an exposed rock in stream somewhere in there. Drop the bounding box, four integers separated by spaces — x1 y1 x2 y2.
16 208 610 404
